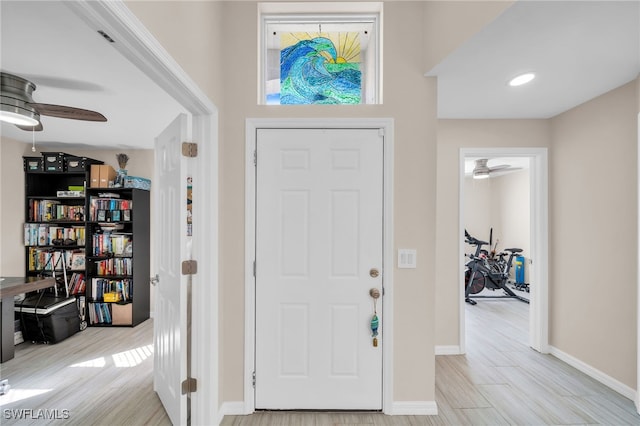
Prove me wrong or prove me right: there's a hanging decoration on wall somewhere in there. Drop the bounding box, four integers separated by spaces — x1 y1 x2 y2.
186 176 193 237
278 30 362 105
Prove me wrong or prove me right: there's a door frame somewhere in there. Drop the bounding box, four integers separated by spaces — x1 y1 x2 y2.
67 1 219 424
459 147 549 354
245 118 395 414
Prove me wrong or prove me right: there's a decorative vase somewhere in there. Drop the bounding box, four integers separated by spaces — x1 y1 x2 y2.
116 169 128 187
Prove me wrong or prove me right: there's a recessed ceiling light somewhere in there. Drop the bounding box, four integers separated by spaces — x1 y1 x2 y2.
508 72 535 87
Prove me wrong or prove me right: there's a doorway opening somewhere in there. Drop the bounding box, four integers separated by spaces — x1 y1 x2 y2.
67 2 220 424
459 148 548 354
463 155 531 348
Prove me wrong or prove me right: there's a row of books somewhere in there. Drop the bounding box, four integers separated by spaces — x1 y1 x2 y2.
23 223 86 246
91 232 133 256
68 272 86 295
91 209 132 223
89 198 132 221
27 248 85 272
94 257 133 276
90 277 132 301
28 199 85 222
88 302 112 324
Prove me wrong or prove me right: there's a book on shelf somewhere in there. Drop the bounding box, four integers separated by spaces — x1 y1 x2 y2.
88 302 113 325
28 199 85 222
92 232 132 257
69 252 86 270
95 257 133 276
69 273 86 295
91 277 132 302
26 248 85 272
56 190 84 197
24 224 86 246
89 197 132 222
88 303 111 324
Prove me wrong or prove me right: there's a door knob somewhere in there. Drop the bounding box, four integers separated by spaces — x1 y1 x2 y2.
369 268 380 278
150 274 159 286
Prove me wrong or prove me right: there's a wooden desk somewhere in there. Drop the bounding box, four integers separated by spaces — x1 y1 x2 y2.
0 276 56 363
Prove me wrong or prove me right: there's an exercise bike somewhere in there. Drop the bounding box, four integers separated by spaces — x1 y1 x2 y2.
464 231 529 305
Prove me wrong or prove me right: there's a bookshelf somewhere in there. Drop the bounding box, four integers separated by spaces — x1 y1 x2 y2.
23 169 91 304
23 158 150 328
85 188 150 327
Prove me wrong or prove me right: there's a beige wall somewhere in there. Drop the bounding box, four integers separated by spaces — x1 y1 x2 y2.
423 0 512 71
0 138 28 276
220 1 438 404
463 177 492 242
129 1 442 405
122 0 640 408
550 80 637 389
437 79 638 389
435 119 550 347
463 169 531 259
490 169 530 258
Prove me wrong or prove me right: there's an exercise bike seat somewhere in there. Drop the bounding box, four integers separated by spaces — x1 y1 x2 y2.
467 238 488 246
505 248 523 253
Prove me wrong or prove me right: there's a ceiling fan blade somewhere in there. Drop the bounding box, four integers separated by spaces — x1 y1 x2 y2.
16 121 43 131
488 164 511 172
491 167 523 177
30 103 107 122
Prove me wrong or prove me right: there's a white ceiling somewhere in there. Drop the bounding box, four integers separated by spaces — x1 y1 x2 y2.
428 0 640 119
0 1 185 150
1 1 638 150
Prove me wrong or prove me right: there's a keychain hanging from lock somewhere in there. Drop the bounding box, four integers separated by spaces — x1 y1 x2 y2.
370 288 380 347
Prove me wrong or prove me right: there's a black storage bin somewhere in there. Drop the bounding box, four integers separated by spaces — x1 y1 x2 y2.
16 295 80 344
23 156 43 172
41 152 70 172
65 156 103 172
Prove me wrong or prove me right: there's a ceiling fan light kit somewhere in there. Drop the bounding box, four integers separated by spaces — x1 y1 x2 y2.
0 73 40 126
0 104 39 126
0 72 107 131
473 170 490 179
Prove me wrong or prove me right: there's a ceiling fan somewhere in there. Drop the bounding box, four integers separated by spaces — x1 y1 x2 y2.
0 71 106 131
471 158 521 179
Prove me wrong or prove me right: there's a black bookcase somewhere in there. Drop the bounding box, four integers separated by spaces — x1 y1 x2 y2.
85 188 150 327
23 169 90 292
23 163 150 328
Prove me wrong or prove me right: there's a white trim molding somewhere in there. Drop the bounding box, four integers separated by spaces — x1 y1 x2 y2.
435 345 462 356
245 117 395 414
391 401 438 416
66 2 219 425
636 112 640 414
549 346 636 401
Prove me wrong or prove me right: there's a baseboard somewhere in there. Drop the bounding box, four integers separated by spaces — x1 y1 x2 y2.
219 401 247 417
435 345 461 355
548 345 635 400
391 401 438 415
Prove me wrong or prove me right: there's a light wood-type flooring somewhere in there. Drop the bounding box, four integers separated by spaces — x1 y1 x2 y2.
1 298 639 425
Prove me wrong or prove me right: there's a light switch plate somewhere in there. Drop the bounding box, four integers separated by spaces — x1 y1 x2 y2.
398 249 417 268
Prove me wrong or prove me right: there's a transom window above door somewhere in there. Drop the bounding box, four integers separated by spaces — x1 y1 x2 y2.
259 3 382 105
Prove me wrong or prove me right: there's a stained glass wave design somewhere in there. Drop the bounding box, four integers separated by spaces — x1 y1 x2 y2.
280 37 361 105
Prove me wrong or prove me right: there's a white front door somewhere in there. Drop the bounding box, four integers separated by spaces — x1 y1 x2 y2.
255 128 384 410
153 114 189 425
